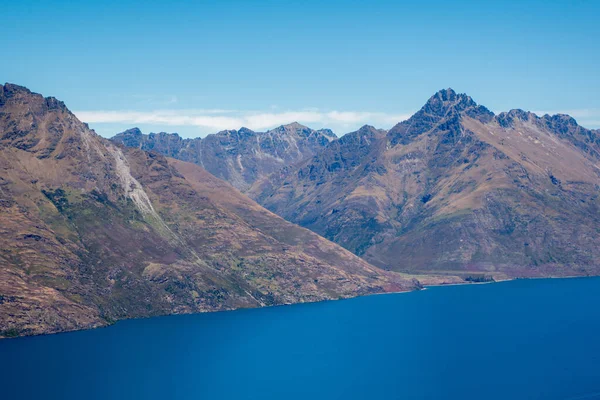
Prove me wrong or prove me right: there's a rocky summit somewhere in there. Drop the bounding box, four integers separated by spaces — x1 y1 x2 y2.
250 89 600 279
0 83 418 338
111 122 336 192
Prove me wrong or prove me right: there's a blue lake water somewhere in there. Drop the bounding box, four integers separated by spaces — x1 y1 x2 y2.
2 277 600 400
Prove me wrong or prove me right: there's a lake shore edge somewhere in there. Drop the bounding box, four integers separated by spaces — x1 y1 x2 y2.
2 273 596 340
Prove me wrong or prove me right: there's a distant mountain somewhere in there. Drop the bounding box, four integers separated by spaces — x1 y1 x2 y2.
111 123 336 191
0 83 418 338
250 89 600 278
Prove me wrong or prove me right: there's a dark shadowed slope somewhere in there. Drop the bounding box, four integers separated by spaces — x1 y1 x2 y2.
111 123 336 192
250 89 600 278
0 83 418 338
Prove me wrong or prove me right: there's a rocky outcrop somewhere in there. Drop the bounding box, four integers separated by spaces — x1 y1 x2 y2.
251 89 600 278
111 122 336 192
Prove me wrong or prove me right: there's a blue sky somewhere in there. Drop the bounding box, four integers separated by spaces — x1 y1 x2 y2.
2 0 599 137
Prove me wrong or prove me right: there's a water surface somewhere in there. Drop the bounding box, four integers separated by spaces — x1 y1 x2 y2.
2 277 600 399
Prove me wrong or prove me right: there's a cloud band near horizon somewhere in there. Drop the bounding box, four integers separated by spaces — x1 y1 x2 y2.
73 109 413 136
74 106 600 139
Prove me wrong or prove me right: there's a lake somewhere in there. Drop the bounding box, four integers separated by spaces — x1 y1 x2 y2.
2 277 600 400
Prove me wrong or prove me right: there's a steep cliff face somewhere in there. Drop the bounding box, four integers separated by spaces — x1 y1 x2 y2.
111 122 336 191
251 89 600 278
0 84 417 338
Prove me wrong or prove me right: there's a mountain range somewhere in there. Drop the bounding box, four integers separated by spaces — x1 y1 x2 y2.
251 89 600 278
3 82 600 338
0 83 420 338
111 123 336 192
113 89 600 280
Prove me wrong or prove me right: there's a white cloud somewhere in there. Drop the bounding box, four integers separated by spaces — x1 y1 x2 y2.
75 106 600 138
74 108 412 135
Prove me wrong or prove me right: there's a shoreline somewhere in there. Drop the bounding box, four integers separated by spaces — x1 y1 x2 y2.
2 274 597 341
416 271 594 288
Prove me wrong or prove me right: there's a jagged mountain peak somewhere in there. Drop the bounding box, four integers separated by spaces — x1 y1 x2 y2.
112 128 145 149
120 127 143 136
335 125 385 147
387 91 462 145
357 124 379 133
1 82 33 96
114 127 176 138
316 128 337 139
0 83 102 160
541 113 579 128
111 122 337 191
279 121 309 130
238 126 255 135
428 87 459 102
497 109 578 126
266 123 337 140
493 110 594 148
387 89 494 146
495 109 538 127
423 88 477 115
267 122 312 137
1 82 68 113
212 127 257 138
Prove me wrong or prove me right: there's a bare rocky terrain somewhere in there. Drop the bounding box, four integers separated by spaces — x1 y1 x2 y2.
111 123 336 192
249 89 600 278
0 83 419 338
